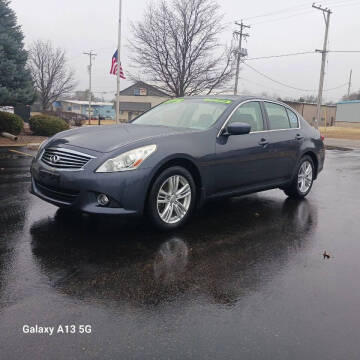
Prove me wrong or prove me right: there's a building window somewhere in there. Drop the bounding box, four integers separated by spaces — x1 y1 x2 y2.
133 88 147 96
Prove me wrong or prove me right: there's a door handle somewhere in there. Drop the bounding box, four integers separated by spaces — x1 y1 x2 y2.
295 134 304 140
258 138 269 147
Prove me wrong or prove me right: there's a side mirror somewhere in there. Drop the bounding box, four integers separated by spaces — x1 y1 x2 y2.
224 122 251 136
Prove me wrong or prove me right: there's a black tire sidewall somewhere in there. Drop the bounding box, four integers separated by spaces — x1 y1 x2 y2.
147 166 196 231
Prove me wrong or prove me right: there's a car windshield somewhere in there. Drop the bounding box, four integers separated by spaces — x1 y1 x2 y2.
132 98 232 130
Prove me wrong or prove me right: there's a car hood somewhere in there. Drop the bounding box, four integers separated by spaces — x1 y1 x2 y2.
50 124 194 153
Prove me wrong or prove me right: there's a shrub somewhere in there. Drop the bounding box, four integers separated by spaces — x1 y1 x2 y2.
29 115 69 136
0 111 24 135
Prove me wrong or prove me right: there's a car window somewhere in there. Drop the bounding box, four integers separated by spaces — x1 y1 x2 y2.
286 108 299 128
133 98 231 130
264 102 291 130
227 101 264 132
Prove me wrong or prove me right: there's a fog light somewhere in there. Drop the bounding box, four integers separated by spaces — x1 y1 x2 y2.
97 194 109 206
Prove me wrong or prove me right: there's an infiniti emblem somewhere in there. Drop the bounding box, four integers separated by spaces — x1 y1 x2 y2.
50 155 60 164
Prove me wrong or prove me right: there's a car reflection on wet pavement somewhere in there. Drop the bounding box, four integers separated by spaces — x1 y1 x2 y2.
0 147 360 360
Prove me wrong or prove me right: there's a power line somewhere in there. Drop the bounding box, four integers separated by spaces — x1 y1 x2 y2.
251 0 360 25
321 0 360 6
243 1 311 20
239 76 297 95
323 82 348 91
252 10 314 25
242 62 315 91
246 49 360 61
246 51 316 61
330 0 360 8
238 0 359 27
242 0 356 22
241 61 347 92
329 50 360 52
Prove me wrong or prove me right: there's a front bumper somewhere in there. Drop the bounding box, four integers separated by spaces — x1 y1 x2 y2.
30 153 153 216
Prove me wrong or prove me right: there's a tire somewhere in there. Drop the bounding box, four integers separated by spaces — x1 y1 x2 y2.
283 155 314 199
147 166 196 231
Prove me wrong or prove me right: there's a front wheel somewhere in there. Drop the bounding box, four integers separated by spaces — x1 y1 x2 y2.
147 166 196 231
283 155 314 199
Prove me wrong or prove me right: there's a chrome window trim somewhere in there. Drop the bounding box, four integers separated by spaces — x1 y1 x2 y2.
217 99 300 138
39 147 96 172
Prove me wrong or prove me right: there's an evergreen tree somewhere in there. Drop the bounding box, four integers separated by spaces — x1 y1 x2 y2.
0 0 34 105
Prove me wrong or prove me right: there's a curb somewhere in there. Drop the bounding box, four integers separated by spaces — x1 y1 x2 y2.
325 145 353 151
26 143 41 149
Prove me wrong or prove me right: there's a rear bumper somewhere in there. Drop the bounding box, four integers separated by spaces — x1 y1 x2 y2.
30 158 153 216
317 144 325 176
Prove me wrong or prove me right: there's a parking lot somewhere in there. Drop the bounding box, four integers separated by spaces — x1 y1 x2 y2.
0 147 360 359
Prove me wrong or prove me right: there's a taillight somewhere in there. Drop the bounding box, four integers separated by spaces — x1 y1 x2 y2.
320 135 325 141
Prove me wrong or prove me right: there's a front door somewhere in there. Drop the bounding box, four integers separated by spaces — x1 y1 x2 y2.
214 101 272 194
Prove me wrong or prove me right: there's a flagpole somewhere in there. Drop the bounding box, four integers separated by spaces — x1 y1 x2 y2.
115 0 122 124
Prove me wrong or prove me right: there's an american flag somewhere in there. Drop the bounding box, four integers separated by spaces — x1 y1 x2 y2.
110 50 126 79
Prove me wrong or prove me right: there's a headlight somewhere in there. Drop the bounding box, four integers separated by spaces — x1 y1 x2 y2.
96 144 157 173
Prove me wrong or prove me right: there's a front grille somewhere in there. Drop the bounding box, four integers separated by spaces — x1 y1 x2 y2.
34 180 80 204
41 147 94 170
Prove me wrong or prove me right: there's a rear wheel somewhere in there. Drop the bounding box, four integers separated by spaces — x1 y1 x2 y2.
147 166 196 231
283 155 314 199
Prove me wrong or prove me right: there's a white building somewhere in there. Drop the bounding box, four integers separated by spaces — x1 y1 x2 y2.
336 100 360 127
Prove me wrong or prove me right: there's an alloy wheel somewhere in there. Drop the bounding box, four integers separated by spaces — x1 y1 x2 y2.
298 160 313 194
157 175 192 224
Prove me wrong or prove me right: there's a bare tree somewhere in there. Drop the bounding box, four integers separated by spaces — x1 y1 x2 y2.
130 0 233 97
29 40 76 110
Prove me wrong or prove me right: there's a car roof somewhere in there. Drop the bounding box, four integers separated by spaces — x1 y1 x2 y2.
183 94 280 105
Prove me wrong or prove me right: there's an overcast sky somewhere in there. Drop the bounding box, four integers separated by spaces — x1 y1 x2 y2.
10 0 360 102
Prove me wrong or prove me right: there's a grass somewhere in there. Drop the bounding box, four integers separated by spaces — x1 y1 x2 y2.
319 126 360 140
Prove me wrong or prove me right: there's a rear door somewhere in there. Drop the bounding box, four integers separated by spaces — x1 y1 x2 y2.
262 101 303 181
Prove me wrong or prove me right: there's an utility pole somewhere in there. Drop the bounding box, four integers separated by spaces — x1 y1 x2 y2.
115 0 123 124
313 3 332 129
233 20 250 95
347 69 352 97
83 50 97 125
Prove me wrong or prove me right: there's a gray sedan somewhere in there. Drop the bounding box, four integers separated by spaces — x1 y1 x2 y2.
30 96 325 230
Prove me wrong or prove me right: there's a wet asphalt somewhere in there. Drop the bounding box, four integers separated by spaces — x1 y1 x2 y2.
0 147 360 359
